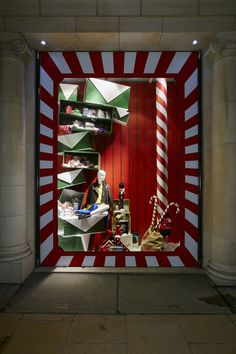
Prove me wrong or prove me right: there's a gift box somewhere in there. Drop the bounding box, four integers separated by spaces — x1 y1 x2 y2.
84 78 130 126
58 131 95 153
58 83 79 102
57 169 86 189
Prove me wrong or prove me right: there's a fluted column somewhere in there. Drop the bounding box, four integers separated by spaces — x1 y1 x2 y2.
206 33 236 285
0 34 34 283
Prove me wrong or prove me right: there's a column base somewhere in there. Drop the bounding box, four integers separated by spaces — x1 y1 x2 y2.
207 261 236 286
0 251 34 283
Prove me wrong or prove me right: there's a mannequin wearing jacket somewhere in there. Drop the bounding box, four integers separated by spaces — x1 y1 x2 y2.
86 170 113 209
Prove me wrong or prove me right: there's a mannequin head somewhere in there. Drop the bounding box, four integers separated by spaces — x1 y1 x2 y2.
97 170 106 185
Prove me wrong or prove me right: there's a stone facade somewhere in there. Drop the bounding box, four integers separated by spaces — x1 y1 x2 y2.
0 1 236 284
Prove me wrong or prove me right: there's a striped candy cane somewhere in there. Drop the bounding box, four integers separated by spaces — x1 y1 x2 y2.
156 202 180 229
156 78 168 216
149 195 158 229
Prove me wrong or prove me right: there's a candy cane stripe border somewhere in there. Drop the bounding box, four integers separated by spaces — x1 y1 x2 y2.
39 51 200 268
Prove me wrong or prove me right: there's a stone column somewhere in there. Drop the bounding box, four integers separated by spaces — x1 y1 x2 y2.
206 33 236 285
0 34 34 283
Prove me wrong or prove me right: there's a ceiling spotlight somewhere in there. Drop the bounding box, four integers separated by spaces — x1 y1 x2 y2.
40 40 47 46
192 40 198 45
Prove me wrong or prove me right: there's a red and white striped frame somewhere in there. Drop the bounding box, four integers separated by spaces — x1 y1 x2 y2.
39 51 200 268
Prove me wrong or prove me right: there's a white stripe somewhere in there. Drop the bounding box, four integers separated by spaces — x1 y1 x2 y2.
167 52 191 74
185 190 198 205
157 160 168 176
49 52 72 74
168 256 184 267
156 117 167 133
40 191 53 206
39 175 53 186
76 52 94 73
40 100 53 120
185 144 198 154
144 52 162 73
124 52 136 73
40 67 54 96
157 190 168 206
56 256 73 267
40 124 53 139
40 143 53 154
185 160 198 169
185 175 199 186
156 78 167 90
40 209 53 230
104 256 116 267
185 68 198 98
157 175 168 191
145 256 159 267
157 145 168 162
101 52 114 73
185 125 198 139
185 102 198 121
82 256 96 267
156 131 167 147
156 102 167 118
40 233 53 263
185 231 198 260
185 208 198 228
125 256 136 267
156 87 167 104
40 160 53 169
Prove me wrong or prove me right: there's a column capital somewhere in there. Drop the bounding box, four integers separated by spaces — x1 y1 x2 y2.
0 35 32 62
206 32 236 62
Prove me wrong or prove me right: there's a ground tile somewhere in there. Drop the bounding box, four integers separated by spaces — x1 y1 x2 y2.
69 315 125 344
63 343 126 354
0 285 20 310
2 319 70 354
126 321 190 354
178 315 236 343
189 343 236 354
5 273 117 313
126 314 178 322
22 314 73 321
118 275 230 314
0 314 22 336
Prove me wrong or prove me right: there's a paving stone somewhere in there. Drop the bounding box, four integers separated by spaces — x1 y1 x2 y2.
0 314 22 337
69 315 126 343
219 287 236 312
22 314 73 321
126 320 190 354
177 315 236 343
5 273 117 313
0 284 20 310
2 319 70 354
63 343 126 354
189 343 236 354
118 274 230 314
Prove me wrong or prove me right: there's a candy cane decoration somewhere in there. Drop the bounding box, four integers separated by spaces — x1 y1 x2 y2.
156 78 168 216
149 195 158 229
157 202 180 228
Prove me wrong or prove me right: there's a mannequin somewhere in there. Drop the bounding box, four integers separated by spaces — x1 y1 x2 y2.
86 170 113 208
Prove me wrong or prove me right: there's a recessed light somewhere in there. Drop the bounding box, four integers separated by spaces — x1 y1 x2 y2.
192 40 198 45
40 40 46 46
